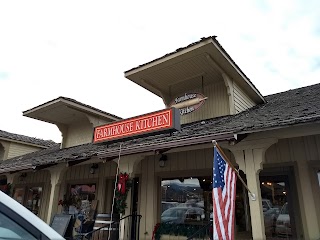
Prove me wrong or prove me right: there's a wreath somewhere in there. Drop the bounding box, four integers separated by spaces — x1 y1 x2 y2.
115 172 132 214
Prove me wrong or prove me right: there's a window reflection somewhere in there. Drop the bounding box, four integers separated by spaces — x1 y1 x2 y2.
68 183 96 215
70 184 96 201
260 180 293 238
161 177 212 224
25 187 42 216
12 186 43 216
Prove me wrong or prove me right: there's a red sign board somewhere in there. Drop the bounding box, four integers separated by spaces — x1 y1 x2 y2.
93 108 180 143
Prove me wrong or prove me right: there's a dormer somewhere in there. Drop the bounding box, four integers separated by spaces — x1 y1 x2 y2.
125 36 265 124
23 97 121 148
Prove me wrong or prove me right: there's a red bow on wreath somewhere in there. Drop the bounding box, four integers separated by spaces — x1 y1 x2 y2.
117 173 129 194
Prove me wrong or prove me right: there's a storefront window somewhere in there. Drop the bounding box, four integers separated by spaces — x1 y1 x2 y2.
161 177 212 224
13 187 25 205
260 179 293 238
12 186 43 216
70 183 96 201
67 183 96 214
25 187 42 216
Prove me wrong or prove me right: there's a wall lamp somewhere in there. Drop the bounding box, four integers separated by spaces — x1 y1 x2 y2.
19 173 27 182
159 154 168 168
90 164 99 174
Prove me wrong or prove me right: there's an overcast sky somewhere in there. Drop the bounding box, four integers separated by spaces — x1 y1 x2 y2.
1 0 319 143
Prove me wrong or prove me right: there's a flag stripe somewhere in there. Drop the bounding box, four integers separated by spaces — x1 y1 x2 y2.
224 167 232 217
214 188 227 239
212 146 237 240
227 171 236 238
213 189 224 239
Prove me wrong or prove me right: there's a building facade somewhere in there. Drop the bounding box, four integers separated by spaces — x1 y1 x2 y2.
1 37 320 240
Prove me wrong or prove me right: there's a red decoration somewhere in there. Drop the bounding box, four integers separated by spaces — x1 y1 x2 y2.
118 173 129 194
152 223 161 240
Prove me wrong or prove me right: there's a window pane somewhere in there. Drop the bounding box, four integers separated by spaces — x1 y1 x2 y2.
260 180 292 238
161 177 212 224
25 187 42 216
0 212 36 240
13 187 25 205
70 184 96 201
67 184 96 214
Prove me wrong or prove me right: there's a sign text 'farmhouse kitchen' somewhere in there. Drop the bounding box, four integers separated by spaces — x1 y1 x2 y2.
93 108 180 143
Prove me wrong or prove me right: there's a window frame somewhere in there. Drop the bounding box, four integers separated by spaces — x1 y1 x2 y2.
159 174 213 224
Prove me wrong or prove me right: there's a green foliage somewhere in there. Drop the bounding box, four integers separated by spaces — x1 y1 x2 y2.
114 173 132 215
58 194 82 209
153 222 210 240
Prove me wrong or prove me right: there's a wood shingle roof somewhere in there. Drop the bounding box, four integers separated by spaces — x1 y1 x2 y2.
1 83 320 173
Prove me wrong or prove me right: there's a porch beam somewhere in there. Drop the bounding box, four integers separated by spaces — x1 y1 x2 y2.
228 138 277 240
296 161 320 239
66 157 90 167
32 163 57 171
115 154 145 240
46 164 67 224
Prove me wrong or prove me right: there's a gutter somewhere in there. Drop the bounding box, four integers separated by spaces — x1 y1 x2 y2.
0 132 237 174
97 132 237 159
236 117 320 136
0 163 33 174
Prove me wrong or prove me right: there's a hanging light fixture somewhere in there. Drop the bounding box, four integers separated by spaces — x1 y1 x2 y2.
19 173 27 182
90 164 99 174
159 154 168 167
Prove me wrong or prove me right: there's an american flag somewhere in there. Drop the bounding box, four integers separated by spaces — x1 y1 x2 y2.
212 146 237 240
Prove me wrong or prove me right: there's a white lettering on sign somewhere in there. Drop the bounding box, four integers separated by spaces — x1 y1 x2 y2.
93 109 175 143
170 93 207 116
175 93 197 104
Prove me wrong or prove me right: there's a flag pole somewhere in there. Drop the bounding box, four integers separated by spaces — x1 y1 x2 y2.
212 140 256 201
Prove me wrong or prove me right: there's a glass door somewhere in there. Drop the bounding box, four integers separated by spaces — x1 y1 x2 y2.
260 174 298 239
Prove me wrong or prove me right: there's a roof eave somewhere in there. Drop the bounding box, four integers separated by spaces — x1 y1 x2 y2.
23 97 121 123
125 37 265 104
210 39 266 103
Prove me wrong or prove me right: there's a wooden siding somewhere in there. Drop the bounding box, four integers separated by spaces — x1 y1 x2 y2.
61 162 117 213
0 143 5 160
179 81 230 124
63 119 93 148
233 82 256 113
265 135 320 164
7 142 42 159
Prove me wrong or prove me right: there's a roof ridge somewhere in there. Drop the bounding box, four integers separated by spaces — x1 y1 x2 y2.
264 82 320 98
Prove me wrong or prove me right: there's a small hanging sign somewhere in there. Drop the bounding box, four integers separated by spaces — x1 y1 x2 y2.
169 93 207 115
